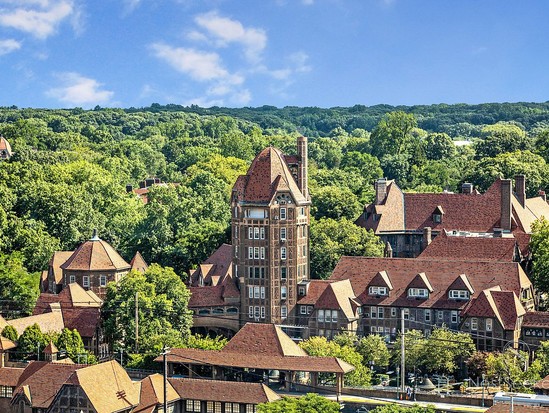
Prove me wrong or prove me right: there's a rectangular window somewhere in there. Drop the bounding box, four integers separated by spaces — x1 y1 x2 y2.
280 207 287 220
471 318 478 330
260 247 265 259
234 227 238 239
449 290 470 300
438 310 444 321
234 207 238 218
69 275 76 284
281 286 287 299
248 286 253 299
83 276 89 288
408 288 428 298
254 306 260 318
302 244 307 257
254 286 260 299
486 318 493 332
260 227 265 239
249 306 253 318
391 307 397 317
254 267 260 278
254 227 260 239
281 247 287 260
281 306 287 319
280 227 287 240
234 246 238 258
332 310 338 323
246 404 255 413
248 248 253 259
254 247 259 259
325 310 331 322
318 309 325 323
261 306 266 319
100 275 107 287
369 286 388 296
281 267 287 280
300 306 307 315
451 311 458 323
425 310 431 322
187 400 201 412
371 306 377 318
248 227 253 239
298 285 305 295
260 287 265 299
260 267 265 278
403 308 410 320
378 307 384 319
300 207 305 216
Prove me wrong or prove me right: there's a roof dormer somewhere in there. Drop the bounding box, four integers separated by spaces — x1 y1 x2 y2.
368 271 393 297
447 273 474 300
407 272 434 299
432 205 444 223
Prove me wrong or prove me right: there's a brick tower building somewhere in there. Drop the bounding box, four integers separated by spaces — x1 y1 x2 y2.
232 136 311 326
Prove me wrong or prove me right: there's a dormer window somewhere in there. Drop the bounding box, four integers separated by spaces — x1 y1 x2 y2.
449 290 470 300
432 205 444 223
369 286 388 296
408 288 428 298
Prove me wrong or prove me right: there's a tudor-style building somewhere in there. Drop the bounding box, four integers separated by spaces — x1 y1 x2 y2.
231 137 311 326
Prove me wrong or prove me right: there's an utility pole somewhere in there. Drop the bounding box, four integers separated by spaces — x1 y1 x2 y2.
162 346 170 413
37 342 40 361
135 291 139 353
401 309 406 394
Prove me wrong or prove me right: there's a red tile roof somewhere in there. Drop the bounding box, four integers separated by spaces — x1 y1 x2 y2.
297 280 331 305
232 146 307 205
486 403 549 413
0 367 24 386
130 251 148 273
169 378 281 404
135 374 179 413
418 231 518 261
329 256 531 311
61 234 130 272
523 311 549 328
0 136 12 153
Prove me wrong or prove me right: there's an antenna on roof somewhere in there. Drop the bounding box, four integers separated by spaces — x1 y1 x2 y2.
91 229 100 241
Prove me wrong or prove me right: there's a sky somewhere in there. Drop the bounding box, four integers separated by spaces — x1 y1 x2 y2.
1 0 549 109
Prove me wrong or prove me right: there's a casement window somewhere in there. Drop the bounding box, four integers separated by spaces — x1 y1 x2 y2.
261 306 266 319
249 306 253 318
302 244 307 257
260 287 265 299
369 286 388 296
298 285 305 295
83 276 90 288
325 310 332 322
403 308 410 320
300 207 305 216
69 275 76 284
248 227 253 239
234 227 238 239
391 307 397 317
186 400 201 412
408 288 428 298
280 208 287 220
254 306 260 318
424 310 431 322
248 248 253 259
449 290 470 300
254 227 260 239
280 227 287 240
281 267 287 279
260 227 265 239
100 275 107 287
281 286 287 299
254 286 260 299
254 247 259 259
260 247 265 259
281 306 287 319
471 318 478 330
371 306 377 318
438 310 444 321
300 305 307 315
486 318 493 331
451 311 458 323
234 246 238 258
233 207 238 218
378 307 384 319
433 213 442 223
332 310 338 323
318 309 325 323
226 403 241 413
248 286 253 298
281 247 287 260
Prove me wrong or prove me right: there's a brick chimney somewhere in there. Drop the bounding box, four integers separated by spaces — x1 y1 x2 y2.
515 175 526 208
422 227 432 251
375 178 388 205
297 136 309 199
500 179 512 231
539 190 547 202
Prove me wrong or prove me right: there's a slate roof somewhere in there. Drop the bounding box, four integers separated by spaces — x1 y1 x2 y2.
0 337 16 351
232 146 307 205
189 243 233 287
169 378 281 405
297 280 332 305
0 367 24 386
64 360 140 413
462 287 525 330
61 233 130 272
130 251 148 273
134 373 179 413
48 251 73 284
329 256 531 311
418 231 519 261
313 279 360 320
522 311 549 328
9 311 65 336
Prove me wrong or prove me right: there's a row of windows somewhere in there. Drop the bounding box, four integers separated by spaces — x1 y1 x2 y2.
248 267 266 279
318 309 338 323
68 275 107 287
248 247 266 260
248 306 266 319
235 204 307 220
0 385 13 398
247 227 266 240
469 317 492 331
248 286 266 299
300 305 313 315
368 286 470 301
369 307 459 323
186 400 255 413
197 307 238 315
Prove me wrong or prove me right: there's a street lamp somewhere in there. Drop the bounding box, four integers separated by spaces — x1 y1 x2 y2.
396 366 400 400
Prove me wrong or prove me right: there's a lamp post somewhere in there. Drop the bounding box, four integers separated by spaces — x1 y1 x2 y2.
481 374 486 407
396 366 400 400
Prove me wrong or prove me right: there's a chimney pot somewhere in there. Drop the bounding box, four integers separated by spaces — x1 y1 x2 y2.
375 178 388 204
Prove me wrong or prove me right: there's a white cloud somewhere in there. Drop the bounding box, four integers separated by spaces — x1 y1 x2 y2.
194 11 267 62
0 0 75 39
302 0 314 5
46 72 114 106
0 38 21 55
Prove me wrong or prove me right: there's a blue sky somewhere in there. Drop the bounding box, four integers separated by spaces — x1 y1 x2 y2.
0 0 548 109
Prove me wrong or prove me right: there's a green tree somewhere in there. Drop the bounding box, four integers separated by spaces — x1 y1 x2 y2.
356 334 391 368
257 393 340 413
474 123 532 159
530 218 549 294
311 185 362 220
18 323 47 359
299 336 371 387
535 340 549 377
57 328 86 360
184 334 228 350
310 217 384 279
392 330 427 375
0 252 40 318
1 325 18 341
486 349 540 392
370 112 418 159
102 264 192 354
370 403 436 413
422 327 474 374
465 351 490 380
424 133 456 160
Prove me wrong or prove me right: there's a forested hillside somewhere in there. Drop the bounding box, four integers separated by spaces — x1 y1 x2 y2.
1 102 549 314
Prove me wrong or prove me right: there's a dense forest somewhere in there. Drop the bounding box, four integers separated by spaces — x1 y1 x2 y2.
2 102 549 315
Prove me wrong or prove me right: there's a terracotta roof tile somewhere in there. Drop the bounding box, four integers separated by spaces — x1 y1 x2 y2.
135 374 179 413
418 231 518 261
462 288 525 330
314 280 359 320
9 311 65 336
49 251 74 284
61 235 130 272
0 367 24 386
297 280 331 305
169 378 281 404
130 251 148 273
486 402 549 413
329 256 530 311
523 311 549 328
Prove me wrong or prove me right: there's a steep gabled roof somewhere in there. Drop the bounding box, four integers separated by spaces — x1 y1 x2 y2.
330 256 531 310
447 274 475 294
0 367 24 386
130 251 148 274
462 288 525 330
61 233 130 272
0 136 12 155
369 271 394 291
315 279 359 320
418 231 518 262
49 251 74 284
169 378 281 405
9 311 65 336
134 373 179 413
0 336 16 351
297 280 332 305
223 323 307 357
232 146 307 205
407 272 434 292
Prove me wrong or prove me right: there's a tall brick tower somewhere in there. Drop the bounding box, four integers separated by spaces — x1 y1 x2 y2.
232 136 311 326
